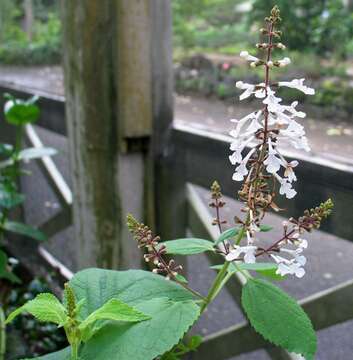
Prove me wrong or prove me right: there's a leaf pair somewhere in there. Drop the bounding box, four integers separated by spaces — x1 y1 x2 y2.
11 269 201 360
6 293 150 344
4 95 40 125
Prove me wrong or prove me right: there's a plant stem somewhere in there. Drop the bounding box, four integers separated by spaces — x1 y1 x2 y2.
71 341 79 360
200 260 230 314
0 306 6 360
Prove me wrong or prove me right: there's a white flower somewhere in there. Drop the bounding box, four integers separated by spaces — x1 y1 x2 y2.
236 81 266 100
229 136 254 165
276 175 297 199
263 87 282 112
277 57 291 67
264 140 282 174
278 262 305 278
226 245 257 263
278 78 315 95
283 160 298 182
232 149 255 181
240 51 259 63
271 254 306 278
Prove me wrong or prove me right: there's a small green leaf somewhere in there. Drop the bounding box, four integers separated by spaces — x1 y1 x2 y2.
215 227 240 245
238 263 285 281
2 221 47 242
4 99 40 125
187 335 203 350
18 147 57 161
0 250 7 272
0 143 13 156
259 225 273 232
0 251 21 284
174 274 188 284
79 298 150 342
6 293 67 325
0 185 25 209
210 262 237 272
158 238 215 255
242 279 317 360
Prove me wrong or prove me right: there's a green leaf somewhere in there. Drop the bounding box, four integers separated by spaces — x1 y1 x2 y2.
22 347 71 360
32 270 201 360
242 279 317 360
158 238 215 255
79 298 150 342
0 184 25 209
4 99 40 125
187 335 203 350
174 274 188 284
0 250 21 284
259 225 273 232
80 297 200 360
215 227 240 245
2 221 47 242
18 147 57 161
0 143 13 156
239 263 285 281
6 293 67 326
69 268 200 360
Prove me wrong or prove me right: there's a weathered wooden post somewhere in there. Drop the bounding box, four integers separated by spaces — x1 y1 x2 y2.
61 1 180 270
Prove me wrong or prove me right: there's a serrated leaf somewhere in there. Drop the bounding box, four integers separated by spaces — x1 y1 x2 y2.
33 269 201 360
6 293 67 326
2 221 47 242
18 147 57 161
158 238 215 255
241 279 317 360
80 297 200 360
259 225 273 232
4 99 40 125
79 298 150 342
215 227 240 245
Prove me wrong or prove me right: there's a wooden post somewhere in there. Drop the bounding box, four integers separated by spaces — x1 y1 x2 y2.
61 1 146 270
61 1 175 271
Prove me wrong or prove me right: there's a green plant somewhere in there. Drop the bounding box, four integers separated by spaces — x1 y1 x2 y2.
6 6 334 360
0 94 57 360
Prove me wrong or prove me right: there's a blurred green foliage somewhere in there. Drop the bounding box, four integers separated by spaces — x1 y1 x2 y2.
173 0 353 58
248 0 353 58
0 0 61 65
173 0 254 52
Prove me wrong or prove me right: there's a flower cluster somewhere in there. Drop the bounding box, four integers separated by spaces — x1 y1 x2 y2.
226 197 333 278
223 6 332 278
230 7 314 203
126 214 182 279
